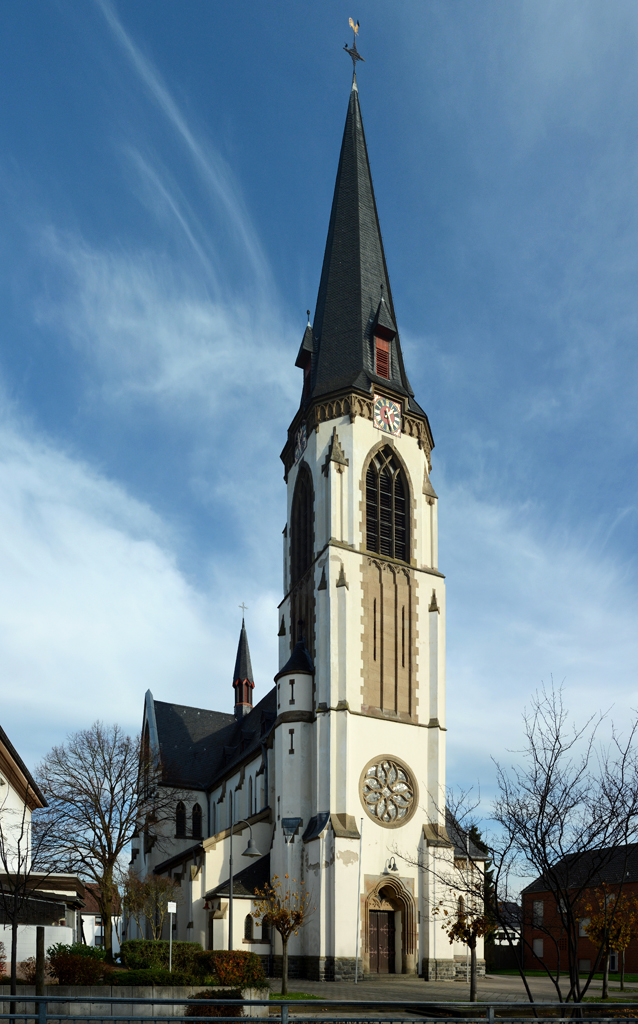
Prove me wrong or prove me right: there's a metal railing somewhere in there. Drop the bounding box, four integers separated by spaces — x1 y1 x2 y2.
1 995 638 1024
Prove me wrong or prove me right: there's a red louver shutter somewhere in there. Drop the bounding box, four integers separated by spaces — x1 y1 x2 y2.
375 337 390 378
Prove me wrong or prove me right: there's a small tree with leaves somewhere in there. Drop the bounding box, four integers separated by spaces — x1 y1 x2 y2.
252 875 313 996
122 870 181 940
434 892 495 1002
582 886 638 998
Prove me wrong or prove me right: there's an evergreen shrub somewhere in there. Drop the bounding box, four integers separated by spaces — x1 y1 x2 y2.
184 990 243 1018
46 945 113 985
120 940 202 973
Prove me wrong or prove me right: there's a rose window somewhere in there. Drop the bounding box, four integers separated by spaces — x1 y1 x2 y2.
360 758 416 827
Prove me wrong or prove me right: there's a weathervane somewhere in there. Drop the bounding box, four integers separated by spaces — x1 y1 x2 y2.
344 18 365 77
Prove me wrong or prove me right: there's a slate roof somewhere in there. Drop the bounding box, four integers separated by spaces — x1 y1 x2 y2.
522 844 638 895
445 809 488 862
233 620 254 684
155 688 277 791
307 82 427 421
275 636 314 679
206 853 271 899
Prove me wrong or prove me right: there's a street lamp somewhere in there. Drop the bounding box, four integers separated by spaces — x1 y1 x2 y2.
228 794 262 951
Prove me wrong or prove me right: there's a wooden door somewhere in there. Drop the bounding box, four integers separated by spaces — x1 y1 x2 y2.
369 910 396 973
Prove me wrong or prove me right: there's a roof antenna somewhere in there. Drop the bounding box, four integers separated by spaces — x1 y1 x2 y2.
344 18 365 86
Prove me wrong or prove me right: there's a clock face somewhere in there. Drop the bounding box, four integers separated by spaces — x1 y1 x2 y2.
294 422 307 464
373 394 402 436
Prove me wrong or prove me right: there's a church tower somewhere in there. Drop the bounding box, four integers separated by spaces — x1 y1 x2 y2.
273 58 454 980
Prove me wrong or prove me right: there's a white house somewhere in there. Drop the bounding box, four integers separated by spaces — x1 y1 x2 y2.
0 724 83 961
131 65 485 982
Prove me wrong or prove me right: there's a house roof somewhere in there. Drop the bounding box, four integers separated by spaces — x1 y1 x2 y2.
305 81 429 423
0 724 46 810
205 853 271 899
154 687 277 791
522 844 638 895
82 881 121 915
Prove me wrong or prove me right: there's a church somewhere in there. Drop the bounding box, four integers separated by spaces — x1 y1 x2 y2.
130 53 485 982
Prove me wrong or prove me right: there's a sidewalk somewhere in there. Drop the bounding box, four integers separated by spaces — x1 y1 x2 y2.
267 971 638 1005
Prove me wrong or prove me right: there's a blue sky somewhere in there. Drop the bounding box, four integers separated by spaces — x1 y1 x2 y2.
1 1 638 808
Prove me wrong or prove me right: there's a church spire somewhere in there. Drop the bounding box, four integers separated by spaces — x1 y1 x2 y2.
232 618 254 720
300 75 426 418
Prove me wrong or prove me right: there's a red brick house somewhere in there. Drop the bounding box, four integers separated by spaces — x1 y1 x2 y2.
522 844 638 975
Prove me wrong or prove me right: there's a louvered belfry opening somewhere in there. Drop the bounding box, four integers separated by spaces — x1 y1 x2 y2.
291 465 314 585
366 448 408 562
375 336 390 379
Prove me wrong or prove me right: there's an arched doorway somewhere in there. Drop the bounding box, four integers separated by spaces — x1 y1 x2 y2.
365 877 417 975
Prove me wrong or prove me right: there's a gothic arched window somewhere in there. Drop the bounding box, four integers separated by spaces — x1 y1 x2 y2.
262 916 271 942
192 803 202 838
244 914 253 941
291 465 314 585
366 447 408 561
176 802 186 838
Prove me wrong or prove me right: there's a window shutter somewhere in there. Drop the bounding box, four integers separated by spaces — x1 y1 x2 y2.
376 337 390 378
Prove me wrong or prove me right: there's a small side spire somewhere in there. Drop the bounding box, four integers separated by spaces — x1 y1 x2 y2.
232 615 255 719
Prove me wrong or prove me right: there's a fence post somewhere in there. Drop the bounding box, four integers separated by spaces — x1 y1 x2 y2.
487 1005 494 1024
37 996 47 1024
281 1003 289 1024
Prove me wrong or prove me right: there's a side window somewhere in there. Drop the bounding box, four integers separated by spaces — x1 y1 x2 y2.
192 803 202 838
533 938 544 958
366 447 408 561
290 465 314 585
244 914 253 941
532 900 544 927
579 917 590 937
176 802 186 838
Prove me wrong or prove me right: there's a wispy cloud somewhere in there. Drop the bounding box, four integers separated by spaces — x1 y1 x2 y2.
96 0 271 293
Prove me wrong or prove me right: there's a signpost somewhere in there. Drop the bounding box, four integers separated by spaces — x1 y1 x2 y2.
167 901 177 972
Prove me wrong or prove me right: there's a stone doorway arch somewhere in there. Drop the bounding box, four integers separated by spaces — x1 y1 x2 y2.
364 876 417 975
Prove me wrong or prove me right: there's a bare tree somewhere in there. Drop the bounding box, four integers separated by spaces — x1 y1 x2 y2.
36 721 177 963
494 685 638 1003
121 870 181 941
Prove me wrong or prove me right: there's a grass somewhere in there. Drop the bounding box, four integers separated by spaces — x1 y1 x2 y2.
269 993 321 1000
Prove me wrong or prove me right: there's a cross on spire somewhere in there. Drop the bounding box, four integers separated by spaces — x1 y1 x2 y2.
239 602 248 619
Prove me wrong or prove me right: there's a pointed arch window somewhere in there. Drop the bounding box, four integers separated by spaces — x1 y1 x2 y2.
176 802 186 838
366 448 408 561
291 465 314 585
244 914 254 941
192 803 202 838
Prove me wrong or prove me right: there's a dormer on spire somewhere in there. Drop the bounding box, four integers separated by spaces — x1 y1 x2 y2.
232 618 255 720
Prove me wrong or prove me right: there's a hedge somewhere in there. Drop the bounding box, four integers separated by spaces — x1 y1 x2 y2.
119 943 266 989
120 940 202 974
114 968 197 986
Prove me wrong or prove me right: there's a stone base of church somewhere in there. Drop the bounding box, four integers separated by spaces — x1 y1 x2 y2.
264 955 363 981
421 958 486 980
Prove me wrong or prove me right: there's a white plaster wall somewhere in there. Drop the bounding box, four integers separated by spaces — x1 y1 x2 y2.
0 925 74 962
0 777 32 874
